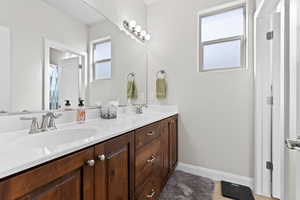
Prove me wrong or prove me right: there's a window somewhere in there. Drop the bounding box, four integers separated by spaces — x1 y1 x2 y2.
198 5 246 71
92 38 112 80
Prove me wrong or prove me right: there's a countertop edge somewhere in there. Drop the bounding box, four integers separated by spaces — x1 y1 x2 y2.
0 112 178 180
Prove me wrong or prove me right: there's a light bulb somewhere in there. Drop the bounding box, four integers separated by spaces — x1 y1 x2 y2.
129 20 137 28
145 34 151 41
135 25 142 33
141 30 147 37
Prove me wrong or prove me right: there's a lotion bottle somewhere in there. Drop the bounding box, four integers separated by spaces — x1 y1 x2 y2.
77 100 86 123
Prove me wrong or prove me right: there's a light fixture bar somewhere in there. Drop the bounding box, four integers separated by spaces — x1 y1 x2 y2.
122 20 151 43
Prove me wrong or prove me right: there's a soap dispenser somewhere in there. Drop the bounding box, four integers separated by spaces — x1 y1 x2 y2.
64 100 72 111
77 100 86 123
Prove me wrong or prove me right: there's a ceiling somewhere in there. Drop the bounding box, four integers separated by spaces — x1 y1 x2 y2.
42 0 105 25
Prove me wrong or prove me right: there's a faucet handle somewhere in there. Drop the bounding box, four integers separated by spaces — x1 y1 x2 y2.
53 113 63 119
20 117 40 134
46 112 62 119
48 113 63 130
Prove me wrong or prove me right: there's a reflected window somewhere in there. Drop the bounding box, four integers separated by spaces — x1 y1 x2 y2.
198 6 246 71
92 38 112 80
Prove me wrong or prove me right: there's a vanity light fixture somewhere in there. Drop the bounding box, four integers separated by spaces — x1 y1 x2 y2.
122 20 151 43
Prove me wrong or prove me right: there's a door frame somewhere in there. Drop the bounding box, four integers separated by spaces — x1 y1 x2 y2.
254 0 287 198
43 39 88 110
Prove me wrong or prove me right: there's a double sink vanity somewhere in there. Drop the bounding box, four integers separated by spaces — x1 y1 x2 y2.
0 106 178 200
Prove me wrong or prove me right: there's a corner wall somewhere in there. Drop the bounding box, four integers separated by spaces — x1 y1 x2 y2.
147 0 255 179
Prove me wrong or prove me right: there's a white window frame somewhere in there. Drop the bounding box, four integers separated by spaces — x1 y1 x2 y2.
90 36 112 80
197 2 247 72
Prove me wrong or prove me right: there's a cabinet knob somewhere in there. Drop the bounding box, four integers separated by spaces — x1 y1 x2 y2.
86 159 95 167
146 189 155 198
97 154 106 161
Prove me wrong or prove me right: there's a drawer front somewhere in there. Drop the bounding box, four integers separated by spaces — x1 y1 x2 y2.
135 175 161 200
135 123 160 150
135 138 161 187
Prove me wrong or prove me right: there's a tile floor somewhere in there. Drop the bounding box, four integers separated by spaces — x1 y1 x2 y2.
213 182 278 200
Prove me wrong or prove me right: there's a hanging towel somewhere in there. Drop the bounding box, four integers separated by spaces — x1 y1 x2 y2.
127 80 138 99
156 78 167 99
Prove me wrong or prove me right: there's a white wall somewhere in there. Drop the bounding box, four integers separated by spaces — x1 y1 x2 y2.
88 20 147 105
0 0 87 112
256 0 263 7
83 0 147 29
0 26 10 112
147 0 255 179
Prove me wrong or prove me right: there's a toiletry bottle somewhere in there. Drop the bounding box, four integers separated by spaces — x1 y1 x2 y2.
77 100 86 123
64 100 72 111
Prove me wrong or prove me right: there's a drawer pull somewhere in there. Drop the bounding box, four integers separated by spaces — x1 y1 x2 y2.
147 131 155 136
86 159 95 167
146 189 155 198
97 154 106 161
147 155 156 163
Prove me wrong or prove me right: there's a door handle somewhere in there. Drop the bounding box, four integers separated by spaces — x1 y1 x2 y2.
146 189 155 198
147 155 156 163
147 131 155 136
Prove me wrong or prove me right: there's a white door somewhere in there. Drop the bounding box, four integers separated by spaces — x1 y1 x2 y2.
255 11 285 199
286 0 300 199
58 57 80 108
270 12 285 199
255 15 272 197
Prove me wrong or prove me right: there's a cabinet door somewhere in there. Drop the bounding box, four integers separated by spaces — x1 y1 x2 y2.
169 116 178 171
95 132 134 200
0 148 94 200
161 120 170 182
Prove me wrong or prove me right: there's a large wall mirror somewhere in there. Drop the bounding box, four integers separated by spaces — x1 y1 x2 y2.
0 0 148 115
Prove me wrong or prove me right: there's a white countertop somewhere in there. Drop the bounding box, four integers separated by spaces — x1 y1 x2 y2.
0 105 178 179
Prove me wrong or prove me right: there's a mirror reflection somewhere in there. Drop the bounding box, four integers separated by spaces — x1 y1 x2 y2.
47 47 85 110
0 0 148 115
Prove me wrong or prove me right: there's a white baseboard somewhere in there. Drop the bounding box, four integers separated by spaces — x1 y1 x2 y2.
177 162 254 190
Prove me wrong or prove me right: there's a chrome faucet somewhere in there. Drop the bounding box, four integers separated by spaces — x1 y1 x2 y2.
20 117 40 134
20 112 62 134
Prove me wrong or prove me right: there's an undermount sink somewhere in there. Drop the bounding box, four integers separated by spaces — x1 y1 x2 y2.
4 127 99 149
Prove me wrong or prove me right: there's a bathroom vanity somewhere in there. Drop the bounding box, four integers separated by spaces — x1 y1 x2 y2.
0 112 178 200
0 0 176 199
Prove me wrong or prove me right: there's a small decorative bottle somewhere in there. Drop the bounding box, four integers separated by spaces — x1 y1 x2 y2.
77 100 86 123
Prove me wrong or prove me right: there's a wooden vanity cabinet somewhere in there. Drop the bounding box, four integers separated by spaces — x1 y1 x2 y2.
0 115 178 200
160 115 178 186
169 116 178 172
0 148 95 200
161 119 170 184
134 115 178 200
94 132 135 200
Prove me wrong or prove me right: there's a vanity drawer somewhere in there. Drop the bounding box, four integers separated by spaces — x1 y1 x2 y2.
135 138 162 187
135 175 161 200
135 123 160 150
